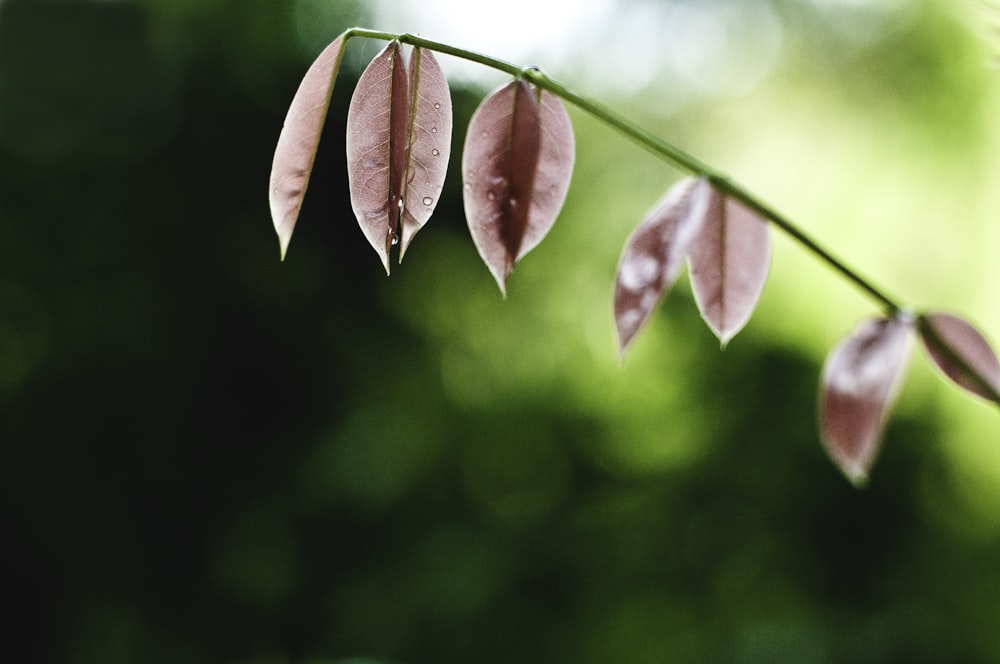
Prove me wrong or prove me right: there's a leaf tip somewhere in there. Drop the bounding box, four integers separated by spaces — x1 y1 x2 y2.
843 465 870 489
822 439 872 488
273 216 293 262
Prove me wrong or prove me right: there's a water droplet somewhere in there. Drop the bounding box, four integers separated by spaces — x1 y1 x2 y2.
431 149 440 156
397 199 404 209
431 127 438 133
487 192 497 201
422 197 433 205
464 183 472 191
391 235 399 246
433 103 441 109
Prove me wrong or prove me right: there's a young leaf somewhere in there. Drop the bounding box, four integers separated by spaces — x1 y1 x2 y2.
462 80 575 294
269 34 348 261
346 42 452 273
613 177 710 354
918 312 1000 403
819 316 912 487
687 188 771 346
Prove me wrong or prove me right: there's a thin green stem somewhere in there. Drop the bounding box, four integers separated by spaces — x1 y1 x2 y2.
527 72 902 314
345 28 1000 412
338 29 1000 411
347 28 901 314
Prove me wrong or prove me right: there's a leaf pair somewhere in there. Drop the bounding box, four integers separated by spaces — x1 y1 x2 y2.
346 42 452 272
463 80 575 294
614 177 772 354
820 311 1000 486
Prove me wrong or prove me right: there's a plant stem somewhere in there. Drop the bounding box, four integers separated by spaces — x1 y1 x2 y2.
347 28 901 314
337 28 1000 412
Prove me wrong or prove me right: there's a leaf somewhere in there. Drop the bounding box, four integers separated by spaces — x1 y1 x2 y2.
346 42 452 273
686 188 771 346
462 80 575 294
269 34 348 261
613 177 711 354
819 316 912 487
398 47 453 261
918 312 1000 403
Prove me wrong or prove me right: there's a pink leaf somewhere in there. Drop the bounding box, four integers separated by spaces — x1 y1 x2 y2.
819 316 912 487
399 47 453 261
269 34 348 260
613 177 711 354
918 312 1000 403
462 80 575 294
346 43 452 273
687 188 771 346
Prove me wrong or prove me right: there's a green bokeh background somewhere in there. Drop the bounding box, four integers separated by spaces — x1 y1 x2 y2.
2 0 1000 662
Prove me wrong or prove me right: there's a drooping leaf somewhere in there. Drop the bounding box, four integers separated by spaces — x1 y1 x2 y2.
918 312 1000 403
346 42 452 273
269 34 348 261
398 47 453 260
687 188 771 346
819 316 912 487
613 177 711 354
462 80 575 294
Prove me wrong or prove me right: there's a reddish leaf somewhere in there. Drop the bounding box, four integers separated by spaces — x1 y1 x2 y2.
462 80 574 294
346 42 452 273
819 316 912 487
398 47 453 260
687 188 771 346
269 34 348 260
613 177 711 354
918 312 1000 403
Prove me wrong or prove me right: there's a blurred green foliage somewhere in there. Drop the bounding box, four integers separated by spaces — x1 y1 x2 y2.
2 0 999 662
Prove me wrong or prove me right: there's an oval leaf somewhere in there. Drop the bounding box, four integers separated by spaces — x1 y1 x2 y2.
614 177 711 354
463 80 574 294
918 312 1000 403
346 43 452 273
269 34 348 260
687 189 771 346
819 316 912 487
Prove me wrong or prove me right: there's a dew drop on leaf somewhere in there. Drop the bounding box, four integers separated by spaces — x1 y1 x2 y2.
346 42 453 272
